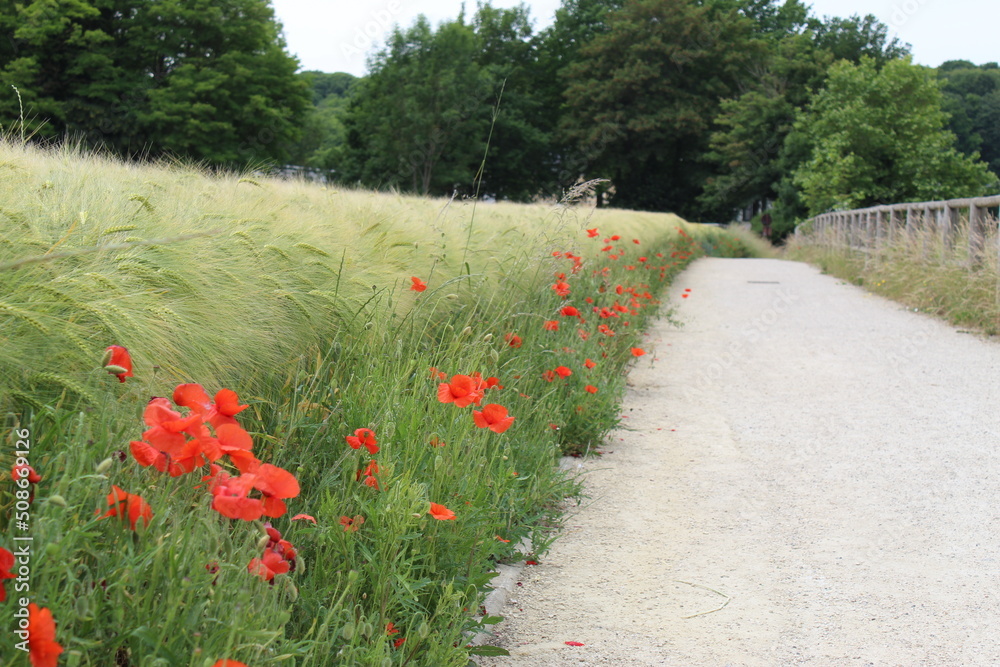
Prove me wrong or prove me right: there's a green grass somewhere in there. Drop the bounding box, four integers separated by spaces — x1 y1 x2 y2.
788 216 1000 335
0 140 755 666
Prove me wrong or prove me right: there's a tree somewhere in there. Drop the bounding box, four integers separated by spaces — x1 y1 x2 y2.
700 11 914 231
560 0 761 215
471 2 553 201
131 0 309 165
0 0 309 166
937 61 1000 176
809 14 910 67
790 58 996 214
341 16 492 195
287 71 357 173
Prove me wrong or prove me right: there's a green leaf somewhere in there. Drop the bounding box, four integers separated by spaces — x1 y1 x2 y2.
467 645 511 656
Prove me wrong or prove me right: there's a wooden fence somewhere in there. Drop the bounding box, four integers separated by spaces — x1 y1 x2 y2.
805 195 1000 264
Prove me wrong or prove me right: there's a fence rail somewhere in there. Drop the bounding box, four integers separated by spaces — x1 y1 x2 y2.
806 195 1000 264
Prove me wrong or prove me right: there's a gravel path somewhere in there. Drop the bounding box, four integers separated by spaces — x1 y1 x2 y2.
477 257 1000 666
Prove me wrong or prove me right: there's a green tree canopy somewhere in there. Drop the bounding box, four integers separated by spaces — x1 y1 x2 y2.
341 15 492 195
0 0 309 166
560 0 762 215
791 57 996 214
938 61 1000 176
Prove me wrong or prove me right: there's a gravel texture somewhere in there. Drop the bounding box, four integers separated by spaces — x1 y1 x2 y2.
476 257 1000 666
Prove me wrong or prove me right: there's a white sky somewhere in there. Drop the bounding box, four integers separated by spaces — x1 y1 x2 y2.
270 0 1000 76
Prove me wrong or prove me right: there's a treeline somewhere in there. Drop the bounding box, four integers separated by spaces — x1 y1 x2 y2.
2 0 997 235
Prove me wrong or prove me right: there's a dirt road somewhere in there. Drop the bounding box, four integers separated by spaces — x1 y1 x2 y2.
478 258 1000 666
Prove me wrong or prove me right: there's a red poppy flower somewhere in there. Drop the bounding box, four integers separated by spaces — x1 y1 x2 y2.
472 404 515 433
250 464 301 518
543 320 559 331
248 549 290 581
345 427 378 455
340 515 365 532
597 324 615 336
632 239 640 244
585 385 598 394
586 228 599 237
437 374 484 408
503 332 522 348
554 366 572 378
542 370 556 382
631 347 646 357
410 276 427 292
213 422 256 466
0 548 14 602
173 384 247 429
263 524 297 566
429 502 456 520
11 463 41 484
584 358 596 369
27 603 63 667
682 293 689 299
610 235 620 241
102 345 133 383
429 435 446 447
552 280 571 297
386 622 400 635
210 474 265 521
560 306 581 318
292 513 317 523
394 637 406 649
358 459 380 490
98 485 152 531
129 438 204 477
212 661 249 667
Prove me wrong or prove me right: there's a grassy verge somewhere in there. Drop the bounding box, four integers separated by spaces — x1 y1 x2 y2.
0 140 756 666
787 217 1000 335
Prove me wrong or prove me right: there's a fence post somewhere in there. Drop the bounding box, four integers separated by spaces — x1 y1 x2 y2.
939 203 953 261
968 202 983 266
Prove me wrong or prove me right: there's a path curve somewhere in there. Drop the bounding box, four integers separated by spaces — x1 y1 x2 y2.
478 257 1000 666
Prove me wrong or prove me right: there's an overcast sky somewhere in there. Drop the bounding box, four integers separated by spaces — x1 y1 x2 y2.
270 0 999 76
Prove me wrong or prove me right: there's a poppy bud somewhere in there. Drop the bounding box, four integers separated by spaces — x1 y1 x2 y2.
283 579 298 602
257 535 270 550
75 596 89 618
417 620 430 639
341 622 355 640
434 455 443 471
294 556 305 575
103 364 129 375
483 333 493 343
381 659 392 667
490 349 500 363
45 542 61 559
101 347 114 367
461 326 472 337
347 569 360 583
96 457 113 474
48 494 67 507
